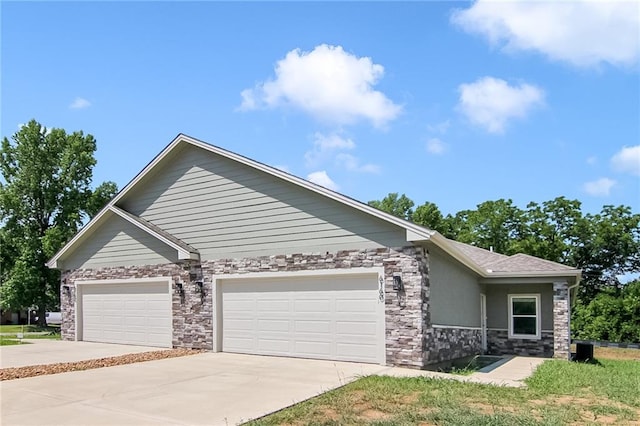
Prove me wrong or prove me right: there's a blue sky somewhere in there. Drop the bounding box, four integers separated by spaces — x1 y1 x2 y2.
2 1 639 216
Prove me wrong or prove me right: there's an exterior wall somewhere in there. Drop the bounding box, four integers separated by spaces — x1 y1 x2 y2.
553 282 570 359
487 330 554 357
61 263 212 349
60 246 430 368
62 213 179 270
485 283 554 331
115 144 408 260
485 282 560 358
424 326 482 364
428 245 481 328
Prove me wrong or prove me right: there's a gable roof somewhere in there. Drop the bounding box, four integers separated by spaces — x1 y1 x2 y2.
47 134 581 282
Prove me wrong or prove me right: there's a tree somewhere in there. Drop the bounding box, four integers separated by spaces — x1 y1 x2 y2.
412 201 444 232
572 279 640 342
571 205 640 301
444 199 524 255
513 197 583 264
368 193 414 221
0 120 117 324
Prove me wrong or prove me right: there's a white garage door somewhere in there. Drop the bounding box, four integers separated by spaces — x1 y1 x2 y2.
221 274 384 364
80 281 172 347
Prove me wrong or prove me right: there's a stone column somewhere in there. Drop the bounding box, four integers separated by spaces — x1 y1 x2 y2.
553 281 570 360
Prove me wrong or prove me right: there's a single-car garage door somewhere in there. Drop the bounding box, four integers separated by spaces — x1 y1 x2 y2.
220 273 384 364
79 280 172 347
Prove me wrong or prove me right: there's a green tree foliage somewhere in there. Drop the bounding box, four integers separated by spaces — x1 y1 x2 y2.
0 120 118 324
367 193 414 221
412 202 444 233
572 280 640 342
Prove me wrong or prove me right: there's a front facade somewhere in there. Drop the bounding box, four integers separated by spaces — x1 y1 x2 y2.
49 135 580 368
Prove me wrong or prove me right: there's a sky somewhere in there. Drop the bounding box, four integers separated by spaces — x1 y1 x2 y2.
2 1 639 217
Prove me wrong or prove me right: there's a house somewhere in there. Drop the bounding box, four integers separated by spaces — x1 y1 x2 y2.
47 134 581 368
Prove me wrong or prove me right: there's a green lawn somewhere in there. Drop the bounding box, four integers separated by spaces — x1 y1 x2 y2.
247 349 640 425
0 324 59 333
0 324 60 345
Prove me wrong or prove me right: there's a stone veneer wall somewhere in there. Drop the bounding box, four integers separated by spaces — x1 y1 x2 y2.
552 282 570 360
60 246 430 368
487 330 554 357
61 263 213 349
424 327 483 364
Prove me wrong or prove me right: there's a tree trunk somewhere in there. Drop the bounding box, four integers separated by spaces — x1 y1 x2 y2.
37 306 46 327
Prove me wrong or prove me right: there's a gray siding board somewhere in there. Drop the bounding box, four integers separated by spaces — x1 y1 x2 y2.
62 214 178 270
429 245 481 327
117 144 407 259
486 284 553 330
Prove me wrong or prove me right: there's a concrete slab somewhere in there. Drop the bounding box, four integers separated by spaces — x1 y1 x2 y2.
1 352 386 426
0 340 167 368
1 349 547 425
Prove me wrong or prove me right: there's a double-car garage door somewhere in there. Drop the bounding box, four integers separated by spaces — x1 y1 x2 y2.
76 272 384 364
220 273 384 364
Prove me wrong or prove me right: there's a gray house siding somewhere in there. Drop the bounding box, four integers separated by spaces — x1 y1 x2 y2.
485 283 555 357
428 245 481 328
485 283 553 331
62 213 178 270
117 144 408 259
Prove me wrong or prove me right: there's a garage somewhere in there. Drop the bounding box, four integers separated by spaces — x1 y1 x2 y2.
219 272 385 364
77 279 172 348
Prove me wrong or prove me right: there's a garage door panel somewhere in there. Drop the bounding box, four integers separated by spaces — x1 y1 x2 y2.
258 319 290 332
257 299 289 312
258 339 290 352
295 341 331 356
222 274 384 364
336 321 377 335
81 281 171 348
295 299 331 312
295 320 331 333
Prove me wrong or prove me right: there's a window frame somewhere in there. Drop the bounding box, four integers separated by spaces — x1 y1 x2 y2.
508 294 541 340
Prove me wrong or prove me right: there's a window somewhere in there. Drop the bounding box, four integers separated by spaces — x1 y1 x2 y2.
508 294 540 339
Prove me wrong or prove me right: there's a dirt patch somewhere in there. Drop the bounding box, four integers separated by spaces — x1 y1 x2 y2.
360 409 387 420
0 348 205 381
595 347 640 361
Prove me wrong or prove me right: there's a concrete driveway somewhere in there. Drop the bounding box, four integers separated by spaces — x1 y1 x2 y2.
1 350 387 426
1 340 166 368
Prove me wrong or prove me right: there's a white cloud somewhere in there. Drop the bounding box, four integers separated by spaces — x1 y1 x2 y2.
451 1 640 68
611 145 640 176
307 170 339 191
458 76 544 133
335 153 380 174
239 44 402 127
305 132 355 167
583 177 616 197
426 138 446 155
427 120 451 134
69 97 91 109
586 156 597 166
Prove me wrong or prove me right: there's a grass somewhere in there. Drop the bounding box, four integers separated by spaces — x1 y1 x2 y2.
247 347 640 425
0 324 60 333
0 324 60 345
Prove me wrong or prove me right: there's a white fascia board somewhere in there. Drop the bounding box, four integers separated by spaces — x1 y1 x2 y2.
428 233 488 276
484 269 582 278
46 207 114 269
108 206 196 261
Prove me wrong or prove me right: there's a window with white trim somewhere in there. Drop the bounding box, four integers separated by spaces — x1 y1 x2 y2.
508 294 541 339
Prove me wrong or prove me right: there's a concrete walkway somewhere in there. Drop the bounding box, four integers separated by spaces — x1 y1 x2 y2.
376 355 545 388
